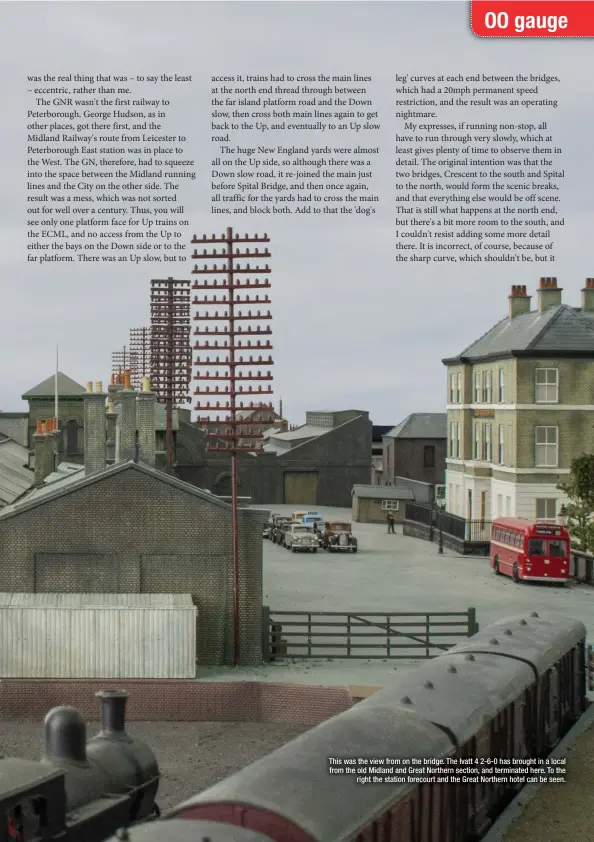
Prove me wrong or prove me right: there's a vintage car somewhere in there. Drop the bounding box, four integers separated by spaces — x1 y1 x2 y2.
270 516 292 544
292 510 311 522
263 513 280 539
283 523 319 553
322 521 358 552
302 512 325 532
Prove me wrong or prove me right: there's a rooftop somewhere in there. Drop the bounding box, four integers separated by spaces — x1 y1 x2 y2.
385 413 447 440
22 372 86 399
352 484 415 500
443 304 594 364
0 437 34 507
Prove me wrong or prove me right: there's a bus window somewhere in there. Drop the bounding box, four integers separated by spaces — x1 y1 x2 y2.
549 539 567 557
527 538 546 556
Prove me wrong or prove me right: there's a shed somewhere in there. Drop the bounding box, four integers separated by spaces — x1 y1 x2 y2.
0 593 197 679
351 484 415 524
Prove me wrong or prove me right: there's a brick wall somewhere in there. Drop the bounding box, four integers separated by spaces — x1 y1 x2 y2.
0 466 265 667
0 680 353 725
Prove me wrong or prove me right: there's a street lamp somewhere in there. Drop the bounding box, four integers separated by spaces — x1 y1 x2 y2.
557 503 568 526
436 497 446 555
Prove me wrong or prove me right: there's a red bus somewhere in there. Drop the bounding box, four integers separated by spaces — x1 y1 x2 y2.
490 517 570 584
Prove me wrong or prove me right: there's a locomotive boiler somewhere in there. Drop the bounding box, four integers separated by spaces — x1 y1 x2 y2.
0 690 159 842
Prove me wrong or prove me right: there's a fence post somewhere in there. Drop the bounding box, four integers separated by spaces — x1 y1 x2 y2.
261 605 270 661
468 607 478 636
425 614 430 658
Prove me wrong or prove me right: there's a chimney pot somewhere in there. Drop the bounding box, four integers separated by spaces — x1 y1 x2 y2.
95 381 103 393
123 370 132 390
581 279 594 311
36 419 43 434
508 284 531 319
86 381 93 392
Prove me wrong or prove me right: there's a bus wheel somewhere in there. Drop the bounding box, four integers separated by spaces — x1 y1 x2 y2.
493 557 500 575
512 563 520 583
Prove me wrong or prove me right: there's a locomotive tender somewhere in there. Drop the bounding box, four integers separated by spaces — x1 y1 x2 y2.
0 690 159 842
113 612 588 842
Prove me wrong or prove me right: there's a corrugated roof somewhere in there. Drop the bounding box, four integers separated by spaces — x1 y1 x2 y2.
385 413 447 440
0 593 194 608
0 439 34 506
352 485 415 500
445 305 594 362
22 372 86 399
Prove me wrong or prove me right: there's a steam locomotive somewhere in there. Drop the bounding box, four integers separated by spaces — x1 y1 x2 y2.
0 690 159 842
106 612 588 842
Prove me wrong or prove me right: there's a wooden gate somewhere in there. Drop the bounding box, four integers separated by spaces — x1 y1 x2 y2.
263 608 479 660
283 471 319 505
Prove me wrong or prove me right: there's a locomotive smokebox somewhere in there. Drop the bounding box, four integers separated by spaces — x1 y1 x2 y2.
96 689 132 742
44 706 89 765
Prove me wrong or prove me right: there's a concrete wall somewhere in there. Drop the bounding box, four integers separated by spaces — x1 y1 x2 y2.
394 476 435 505
0 468 265 667
0 414 28 446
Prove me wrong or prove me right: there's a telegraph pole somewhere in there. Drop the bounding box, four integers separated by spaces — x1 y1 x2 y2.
191 228 273 666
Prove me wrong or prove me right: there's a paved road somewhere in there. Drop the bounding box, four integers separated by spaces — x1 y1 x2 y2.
196 504 593 687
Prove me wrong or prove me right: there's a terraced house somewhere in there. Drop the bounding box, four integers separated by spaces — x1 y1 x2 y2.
442 277 594 522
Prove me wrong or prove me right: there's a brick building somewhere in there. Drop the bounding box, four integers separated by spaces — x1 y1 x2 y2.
0 380 266 666
382 414 447 487
443 278 594 521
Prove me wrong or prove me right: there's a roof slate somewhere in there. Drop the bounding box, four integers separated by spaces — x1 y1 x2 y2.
0 439 34 506
0 459 235 521
22 372 86 399
445 305 594 362
385 413 447 440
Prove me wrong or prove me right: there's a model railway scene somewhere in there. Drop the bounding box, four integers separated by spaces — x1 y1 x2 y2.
1 612 591 842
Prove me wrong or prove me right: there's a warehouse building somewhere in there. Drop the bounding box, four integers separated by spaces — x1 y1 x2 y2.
0 380 266 667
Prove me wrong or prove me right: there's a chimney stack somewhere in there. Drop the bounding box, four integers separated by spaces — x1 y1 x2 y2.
105 396 117 465
116 370 137 462
537 276 562 312
136 377 156 467
581 278 594 312
83 381 107 474
33 419 47 487
508 285 531 319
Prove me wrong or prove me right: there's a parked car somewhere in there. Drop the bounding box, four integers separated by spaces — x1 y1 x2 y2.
270 516 292 544
292 510 312 522
321 521 358 553
263 512 279 539
283 523 319 553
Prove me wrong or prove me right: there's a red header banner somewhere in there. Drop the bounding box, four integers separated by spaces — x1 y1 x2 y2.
471 1 594 37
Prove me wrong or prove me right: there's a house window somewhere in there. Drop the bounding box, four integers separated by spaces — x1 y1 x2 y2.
480 491 487 523
424 445 435 468
498 424 505 464
473 422 481 460
496 494 503 517
381 500 399 511
482 423 491 462
456 423 461 458
66 419 78 455
535 426 558 467
536 498 557 521
535 368 558 403
474 372 481 403
498 368 505 402
448 483 454 511
482 370 492 403
449 374 455 403
449 422 455 457
456 372 462 403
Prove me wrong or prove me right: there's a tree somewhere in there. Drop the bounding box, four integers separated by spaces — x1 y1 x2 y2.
557 454 594 552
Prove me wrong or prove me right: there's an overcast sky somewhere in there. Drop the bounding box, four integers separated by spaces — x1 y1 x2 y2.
1 1 592 426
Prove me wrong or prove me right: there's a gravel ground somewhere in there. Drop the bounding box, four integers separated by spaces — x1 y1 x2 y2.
501 719 594 841
0 720 311 812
